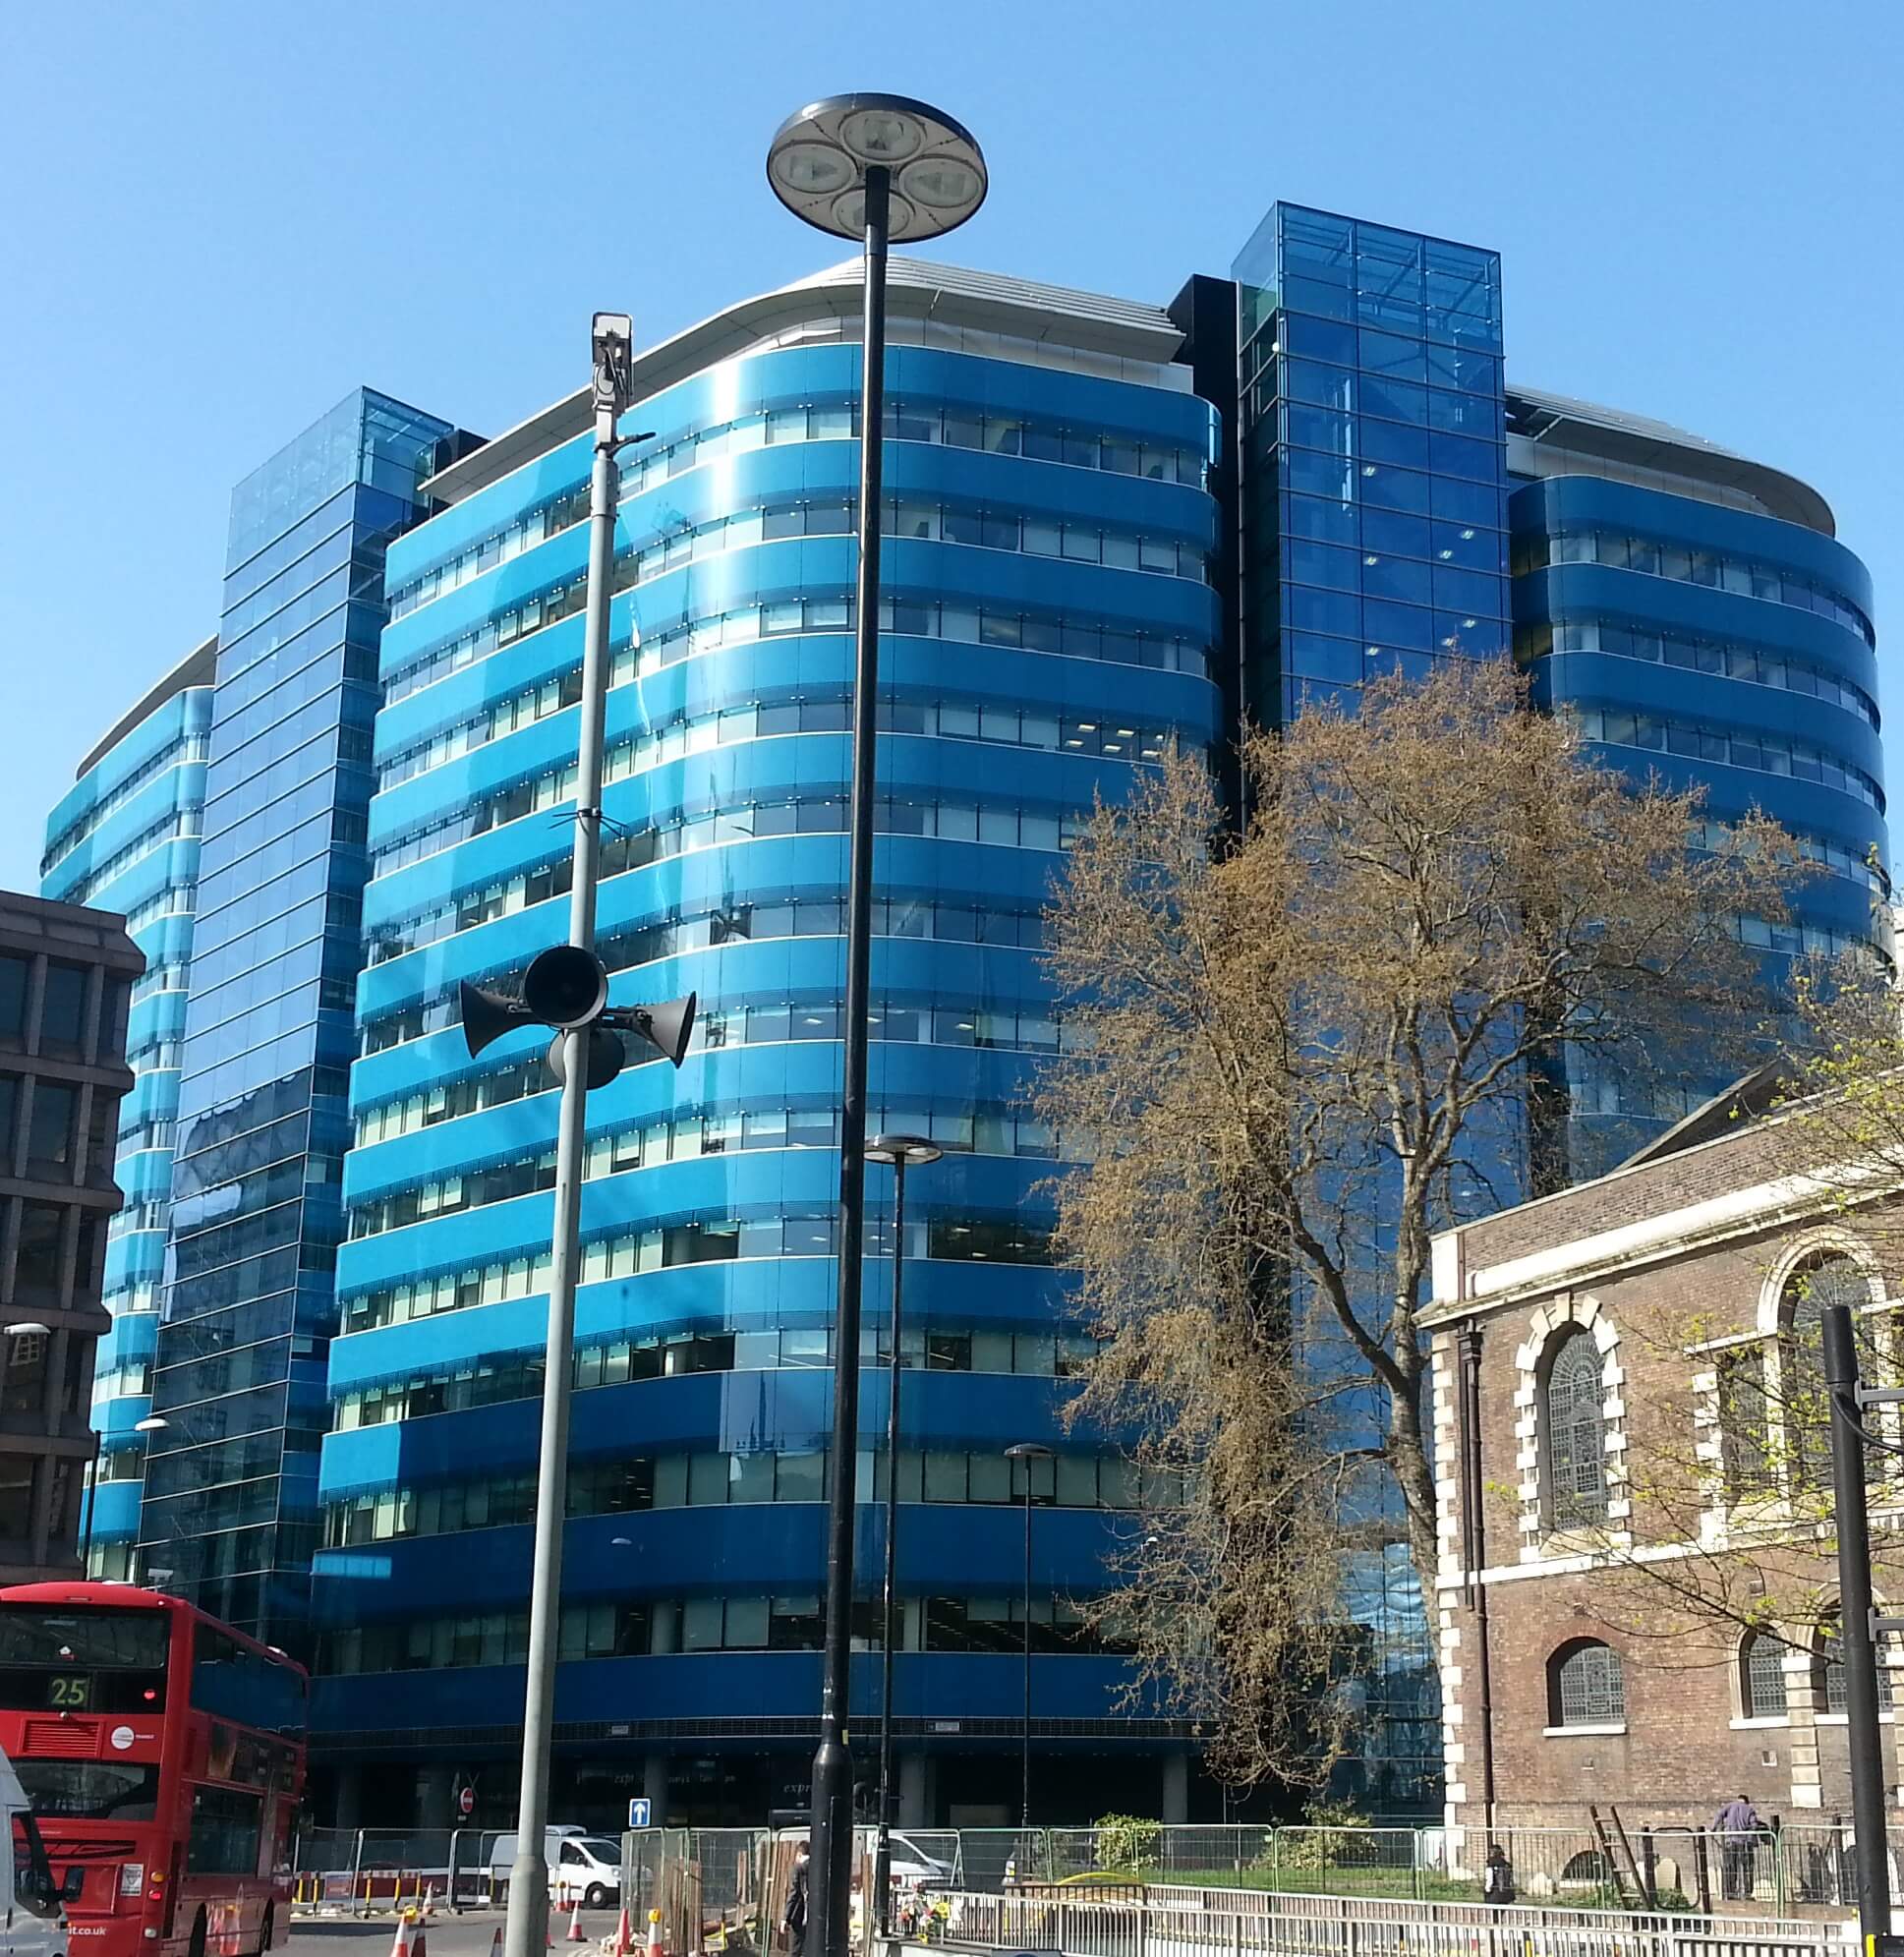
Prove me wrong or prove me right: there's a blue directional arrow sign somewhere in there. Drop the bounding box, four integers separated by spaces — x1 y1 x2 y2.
628 1799 652 1829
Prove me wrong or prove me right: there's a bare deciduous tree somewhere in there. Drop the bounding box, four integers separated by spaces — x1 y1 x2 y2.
1038 657 1806 1784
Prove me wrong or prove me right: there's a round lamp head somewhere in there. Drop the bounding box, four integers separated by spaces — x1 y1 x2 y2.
767 93 987 243
865 1133 943 1168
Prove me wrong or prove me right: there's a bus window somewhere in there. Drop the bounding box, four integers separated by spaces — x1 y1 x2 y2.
192 1631 306 1735
11 1761 159 1820
185 1787 262 1876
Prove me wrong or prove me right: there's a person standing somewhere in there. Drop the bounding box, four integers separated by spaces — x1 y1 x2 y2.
784 1841 812 1957
1716 1793 1760 1901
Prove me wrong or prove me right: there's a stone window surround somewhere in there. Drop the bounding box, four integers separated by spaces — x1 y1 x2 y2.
1691 1227 1895 1531
1514 1292 1628 1560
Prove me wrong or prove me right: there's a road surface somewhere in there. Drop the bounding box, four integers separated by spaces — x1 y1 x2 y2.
289 1911 626 1957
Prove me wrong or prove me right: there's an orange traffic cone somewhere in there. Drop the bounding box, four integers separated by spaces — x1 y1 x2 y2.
612 1909 633 1957
567 1901 587 1943
488 1928 503 1957
646 1908 664 1957
388 1913 419 1957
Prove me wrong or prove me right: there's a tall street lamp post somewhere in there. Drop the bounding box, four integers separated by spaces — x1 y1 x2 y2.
863 1134 941 1932
1005 1443 1054 1835
496 318 696 1957
765 94 987 1957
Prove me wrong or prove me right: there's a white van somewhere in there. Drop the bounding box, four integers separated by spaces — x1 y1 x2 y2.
489 1829 623 1908
1 1745 70 1957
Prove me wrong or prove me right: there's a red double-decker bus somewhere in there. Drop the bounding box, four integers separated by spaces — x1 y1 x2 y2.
0 1583 306 1957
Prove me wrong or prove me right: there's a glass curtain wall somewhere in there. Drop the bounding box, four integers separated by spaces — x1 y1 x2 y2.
142 391 453 1647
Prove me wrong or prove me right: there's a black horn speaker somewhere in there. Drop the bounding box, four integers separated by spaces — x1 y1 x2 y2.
630 993 697 1069
459 981 530 1058
545 1027 626 1091
523 946 608 1027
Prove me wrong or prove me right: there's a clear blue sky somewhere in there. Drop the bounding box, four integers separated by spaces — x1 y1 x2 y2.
3 1 1899 893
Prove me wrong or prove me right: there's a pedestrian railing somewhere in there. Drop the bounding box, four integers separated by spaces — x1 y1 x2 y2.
925 1887 1850 1957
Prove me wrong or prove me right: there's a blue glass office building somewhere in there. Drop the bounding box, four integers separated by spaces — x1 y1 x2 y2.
39 639 216 1579
313 261 1222 1826
140 391 457 1643
46 204 1884 1828
1506 392 1885 1176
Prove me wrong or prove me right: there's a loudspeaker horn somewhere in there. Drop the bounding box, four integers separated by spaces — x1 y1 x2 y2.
523 945 608 1027
545 1027 626 1092
629 993 697 1069
460 981 531 1058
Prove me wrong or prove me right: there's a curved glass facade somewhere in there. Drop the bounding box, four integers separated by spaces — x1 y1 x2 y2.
38 642 215 1577
314 311 1222 1819
1511 466 1885 1177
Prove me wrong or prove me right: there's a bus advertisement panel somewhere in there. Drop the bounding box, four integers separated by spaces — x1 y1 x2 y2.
0 1583 306 1957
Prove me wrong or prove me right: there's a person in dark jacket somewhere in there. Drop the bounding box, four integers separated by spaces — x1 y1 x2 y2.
1482 1845 1516 1905
784 1842 811 1957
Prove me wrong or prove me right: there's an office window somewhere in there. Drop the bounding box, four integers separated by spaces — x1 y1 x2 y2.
26 1084 77 1180
39 965 87 1056
0 959 26 1046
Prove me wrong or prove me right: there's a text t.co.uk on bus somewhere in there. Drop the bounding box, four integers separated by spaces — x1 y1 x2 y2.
0 1583 306 1957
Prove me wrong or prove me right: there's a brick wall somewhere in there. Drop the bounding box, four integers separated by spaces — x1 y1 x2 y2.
1434 1116 1904 1851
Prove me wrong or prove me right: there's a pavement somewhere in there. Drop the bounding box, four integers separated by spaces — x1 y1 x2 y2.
289 1912 627 1957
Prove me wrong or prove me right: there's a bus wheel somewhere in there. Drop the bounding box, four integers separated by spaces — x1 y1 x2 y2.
258 1906 275 1955
188 1910 207 1957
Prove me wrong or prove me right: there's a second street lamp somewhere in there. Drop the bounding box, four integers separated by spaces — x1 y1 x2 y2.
766 91 987 1957
863 1133 941 1933
1005 1442 1054 1836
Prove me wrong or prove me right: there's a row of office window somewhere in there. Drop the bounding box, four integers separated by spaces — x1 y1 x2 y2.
347 1097 1071 1232
0 1074 114 1184
1273 350 1504 436
384 491 1209 699
352 995 1076 1145
332 1323 1097 1431
317 1590 1125 1676
375 774 1101 885
388 400 1207 619
61 811 202 910
41 732 210 876
387 479 592 619
0 958 114 1060
1702 823 1886 903
338 1212 1055 1335
1567 706 1883 813
122 886 197 936
360 894 1050 1053
381 687 1179 831
321 1444 1158 1552
1515 530 1873 647
1520 619 1879 730
385 581 1211 719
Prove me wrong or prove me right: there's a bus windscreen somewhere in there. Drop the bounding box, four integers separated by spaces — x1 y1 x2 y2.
0 1607 169 1712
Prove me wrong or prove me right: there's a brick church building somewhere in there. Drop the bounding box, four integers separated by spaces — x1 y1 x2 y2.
1425 1074 1904 1888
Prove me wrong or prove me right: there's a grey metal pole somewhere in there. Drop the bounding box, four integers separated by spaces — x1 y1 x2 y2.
1821 1301 1890 1946
875 1158 908 1934
1021 1482 1033 1831
808 160 891 1957
502 319 630 1957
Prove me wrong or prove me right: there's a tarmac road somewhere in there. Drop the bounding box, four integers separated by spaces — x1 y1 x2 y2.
288 1911 626 1957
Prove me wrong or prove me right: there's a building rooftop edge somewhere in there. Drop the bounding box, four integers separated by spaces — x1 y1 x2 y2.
420 257 1189 506
77 634 219 779
1508 383 1836 536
